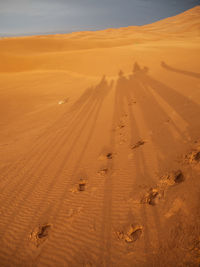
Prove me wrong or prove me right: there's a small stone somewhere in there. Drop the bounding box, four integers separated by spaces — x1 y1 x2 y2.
98 168 108 176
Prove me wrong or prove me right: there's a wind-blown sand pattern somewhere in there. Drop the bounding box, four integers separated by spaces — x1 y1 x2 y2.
0 6 200 267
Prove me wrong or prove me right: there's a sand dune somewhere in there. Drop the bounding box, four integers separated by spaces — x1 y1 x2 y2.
0 6 200 267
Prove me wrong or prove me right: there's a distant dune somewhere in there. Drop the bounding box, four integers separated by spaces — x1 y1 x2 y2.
0 6 200 267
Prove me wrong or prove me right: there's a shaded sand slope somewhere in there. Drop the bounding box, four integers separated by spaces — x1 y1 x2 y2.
0 6 200 267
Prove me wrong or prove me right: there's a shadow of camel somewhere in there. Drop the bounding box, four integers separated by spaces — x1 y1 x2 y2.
140 65 200 137
99 63 153 266
114 61 198 154
120 62 200 145
0 76 113 259
161 61 200 79
109 61 200 265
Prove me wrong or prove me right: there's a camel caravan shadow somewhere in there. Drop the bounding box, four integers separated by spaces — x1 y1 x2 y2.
111 62 200 265
0 75 114 247
114 62 200 158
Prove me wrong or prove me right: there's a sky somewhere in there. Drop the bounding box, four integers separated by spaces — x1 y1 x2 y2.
0 0 199 37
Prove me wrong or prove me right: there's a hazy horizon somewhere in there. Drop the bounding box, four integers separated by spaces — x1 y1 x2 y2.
0 0 199 37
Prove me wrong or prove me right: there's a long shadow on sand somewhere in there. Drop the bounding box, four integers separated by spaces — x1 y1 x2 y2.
0 76 113 263
100 62 200 265
2 62 200 265
161 61 200 79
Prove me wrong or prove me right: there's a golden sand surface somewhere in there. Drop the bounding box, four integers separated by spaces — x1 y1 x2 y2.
0 6 200 266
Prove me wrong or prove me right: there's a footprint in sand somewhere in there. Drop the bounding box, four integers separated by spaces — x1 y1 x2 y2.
98 152 113 160
141 188 162 206
131 140 146 150
78 179 86 191
186 150 200 165
128 98 137 105
106 153 113 159
125 225 143 243
194 151 200 162
184 141 200 167
173 170 184 184
116 225 143 243
160 170 185 186
141 170 184 205
97 168 108 176
30 223 51 247
70 179 87 193
117 123 125 129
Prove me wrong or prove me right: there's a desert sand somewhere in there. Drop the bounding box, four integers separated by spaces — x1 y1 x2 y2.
0 6 200 267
